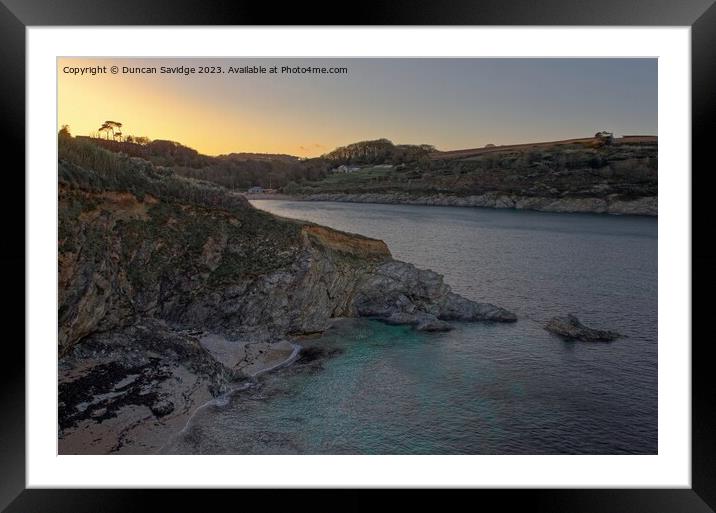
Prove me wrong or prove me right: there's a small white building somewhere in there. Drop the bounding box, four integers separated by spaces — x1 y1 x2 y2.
247 186 264 194
332 165 361 174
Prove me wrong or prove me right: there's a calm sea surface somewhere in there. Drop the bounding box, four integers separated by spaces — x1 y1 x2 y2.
164 201 657 454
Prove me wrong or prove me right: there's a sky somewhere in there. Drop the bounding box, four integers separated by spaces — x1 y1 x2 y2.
58 58 657 157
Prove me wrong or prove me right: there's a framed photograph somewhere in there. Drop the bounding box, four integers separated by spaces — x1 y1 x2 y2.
5 0 713 510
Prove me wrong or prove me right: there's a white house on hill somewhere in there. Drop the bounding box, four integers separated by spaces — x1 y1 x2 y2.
331 165 361 174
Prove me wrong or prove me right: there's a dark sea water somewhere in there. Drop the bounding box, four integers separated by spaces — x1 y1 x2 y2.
164 201 657 455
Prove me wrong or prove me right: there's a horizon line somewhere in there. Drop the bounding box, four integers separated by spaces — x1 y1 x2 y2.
69 131 659 159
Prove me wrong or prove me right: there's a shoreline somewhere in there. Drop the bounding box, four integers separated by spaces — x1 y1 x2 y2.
158 321 360 454
245 192 657 217
158 341 302 453
248 342 301 378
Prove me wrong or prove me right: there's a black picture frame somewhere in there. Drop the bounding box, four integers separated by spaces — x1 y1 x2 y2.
3 1 713 511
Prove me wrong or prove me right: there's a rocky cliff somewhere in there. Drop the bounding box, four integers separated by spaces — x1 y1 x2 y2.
58 138 515 453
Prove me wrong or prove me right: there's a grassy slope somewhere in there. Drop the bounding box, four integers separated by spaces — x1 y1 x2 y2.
291 141 658 201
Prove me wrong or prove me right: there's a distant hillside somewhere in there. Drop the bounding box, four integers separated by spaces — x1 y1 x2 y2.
290 136 658 216
75 134 658 215
429 135 658 160
218 152 301 163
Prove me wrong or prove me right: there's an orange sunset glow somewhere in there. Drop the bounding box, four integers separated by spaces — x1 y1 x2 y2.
58 57 657 157
58 59 338 157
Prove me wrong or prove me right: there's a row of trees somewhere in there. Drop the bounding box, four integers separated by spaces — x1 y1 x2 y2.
89 120 151 145
98 120 123 141
174 155 330 190
323 138 435 165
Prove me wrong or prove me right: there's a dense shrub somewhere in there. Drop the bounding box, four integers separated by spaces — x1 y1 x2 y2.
59 135 250 213
73 136 331 191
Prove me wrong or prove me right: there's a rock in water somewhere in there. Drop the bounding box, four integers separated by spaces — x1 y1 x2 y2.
353 261 517 326
544 314 622 342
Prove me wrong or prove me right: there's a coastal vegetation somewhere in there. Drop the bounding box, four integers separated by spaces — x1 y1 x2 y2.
295 138 658 203
69 131 657 215
77 135 330 190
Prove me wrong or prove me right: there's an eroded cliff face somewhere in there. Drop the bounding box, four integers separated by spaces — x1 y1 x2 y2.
57 152 514 453
58 176 390 353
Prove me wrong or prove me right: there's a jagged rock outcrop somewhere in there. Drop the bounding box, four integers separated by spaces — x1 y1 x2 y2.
353 260 516 326
545 314 622 342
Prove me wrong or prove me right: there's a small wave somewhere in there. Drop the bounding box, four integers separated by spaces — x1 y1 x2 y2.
248 342 302 378
158 343 302 453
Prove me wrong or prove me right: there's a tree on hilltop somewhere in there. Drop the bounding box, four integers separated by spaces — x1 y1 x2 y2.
98 122 111 139
97 120 124 141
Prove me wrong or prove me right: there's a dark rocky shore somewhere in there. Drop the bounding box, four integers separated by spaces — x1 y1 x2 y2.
290 192 657 216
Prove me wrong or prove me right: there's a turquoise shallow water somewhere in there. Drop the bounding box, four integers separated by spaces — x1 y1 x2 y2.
165 201 657 454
